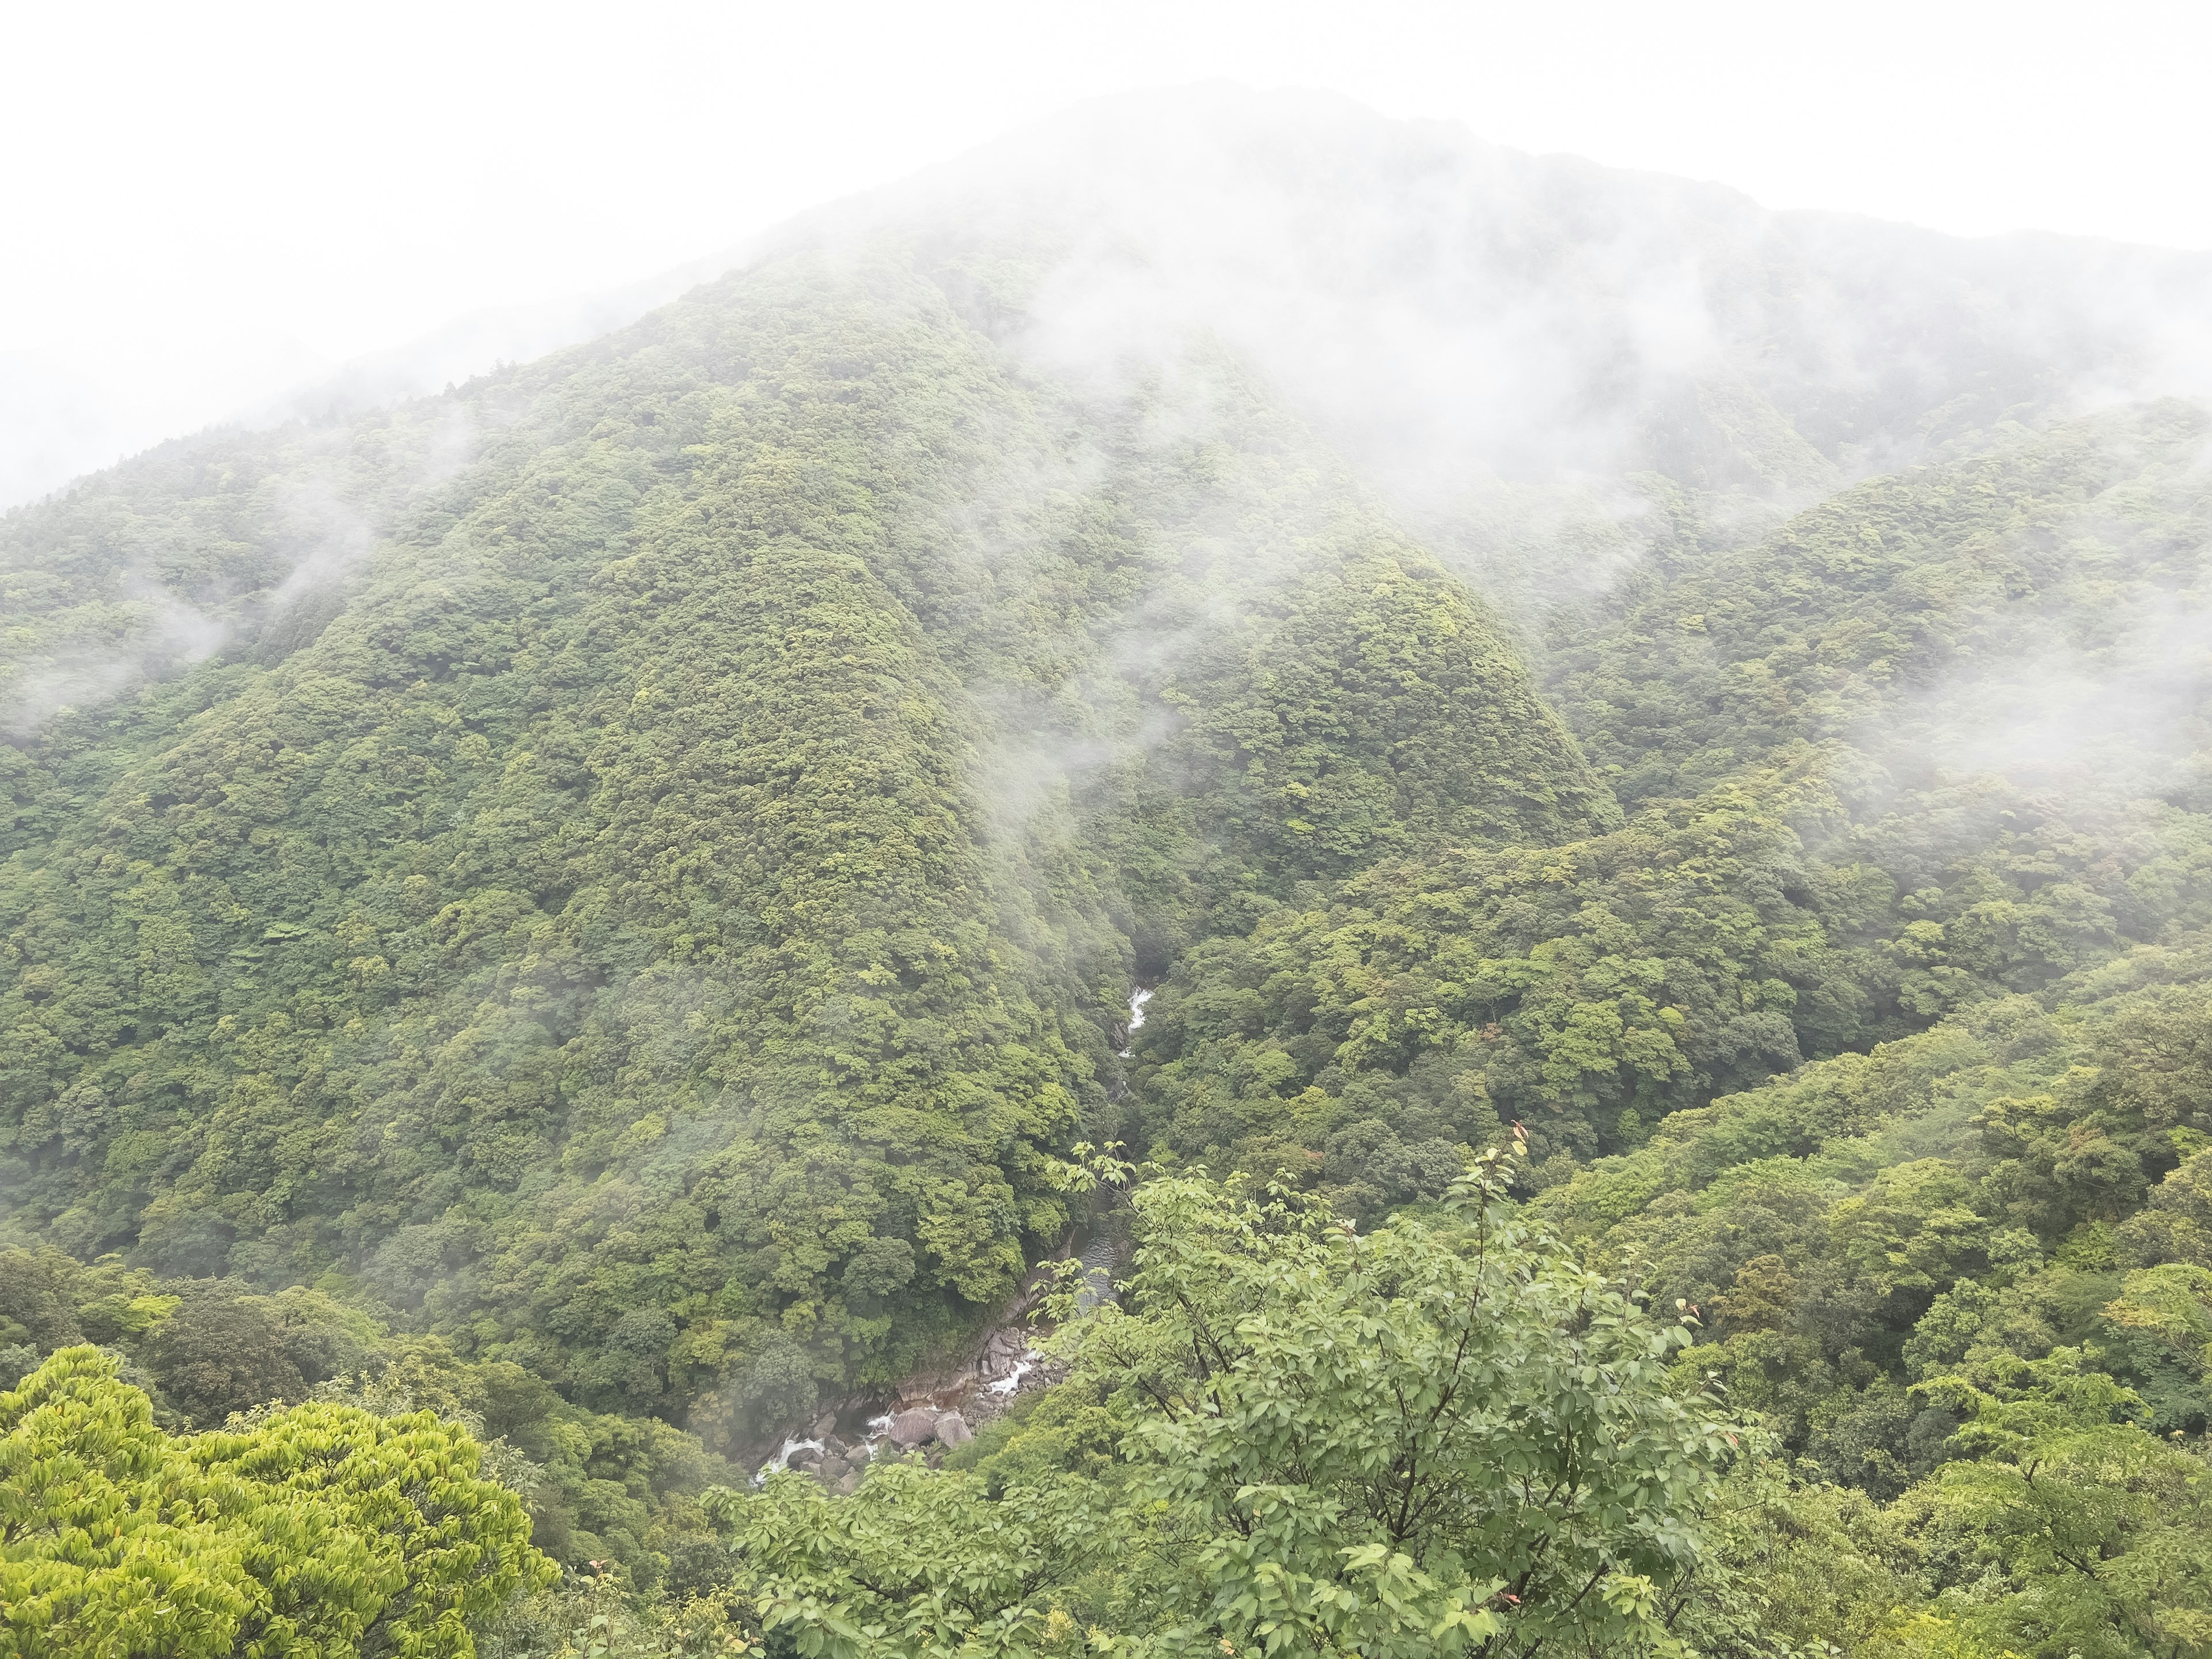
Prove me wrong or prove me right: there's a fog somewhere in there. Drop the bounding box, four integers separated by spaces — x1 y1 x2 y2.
13 72 2212 794
9 26 2212 930
8 0 2212 509
764 85 2212 751
10 10 2212 1445
877 89 2212 499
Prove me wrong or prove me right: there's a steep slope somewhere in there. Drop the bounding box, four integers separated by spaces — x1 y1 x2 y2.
1547 938 2212 1472
1126 405 2212 1187
6 90 2212 1558
18 89 2212 746
0 236 1607 1444
1552 400 2212 806
868 89 2212 558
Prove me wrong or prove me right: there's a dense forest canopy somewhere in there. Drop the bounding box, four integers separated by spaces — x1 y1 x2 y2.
5 87 2212 1657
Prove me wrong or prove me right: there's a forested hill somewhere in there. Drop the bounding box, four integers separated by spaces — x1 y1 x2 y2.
6 88 2212 1652
0 233 1612 1436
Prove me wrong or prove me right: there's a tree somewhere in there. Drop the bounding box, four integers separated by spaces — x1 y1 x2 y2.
139 1280 308 1427
0 1346 554 1658
1903 1349 2212 1659
714 1145 1740 1657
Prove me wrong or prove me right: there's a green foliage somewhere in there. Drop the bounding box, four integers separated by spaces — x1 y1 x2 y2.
713 1156 1740 1657
1509 942 2212 1652
4 174 2212 1658
1900 1351 2212 1659
1171 542 1616 888
1130 776 1836 1185
0 1344 552 1657
0 250 1608 1444
2122 1147 2212 1268
1551 402 2212 812
474 1571 759 1658
0 1250 737 1587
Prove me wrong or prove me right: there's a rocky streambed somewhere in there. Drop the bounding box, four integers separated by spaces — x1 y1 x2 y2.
757 1230 1120 1491
758 1327 1055 1491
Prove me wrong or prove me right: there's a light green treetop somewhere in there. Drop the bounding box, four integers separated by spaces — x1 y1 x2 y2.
0 1344 554 1658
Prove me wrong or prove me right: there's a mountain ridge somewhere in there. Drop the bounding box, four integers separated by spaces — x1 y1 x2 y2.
5 89 2212 1641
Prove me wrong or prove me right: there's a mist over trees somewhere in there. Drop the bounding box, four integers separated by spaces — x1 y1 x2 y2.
5 86 2212 1657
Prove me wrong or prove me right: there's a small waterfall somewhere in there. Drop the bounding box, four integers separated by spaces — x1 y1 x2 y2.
754 1434 825 1483
1118 987 1153 1058
984 1351 1037 1396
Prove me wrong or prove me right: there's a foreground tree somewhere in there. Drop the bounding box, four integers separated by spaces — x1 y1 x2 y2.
1896 1350 2212 1659
0 1345 553 1658
715 1146 1741 1656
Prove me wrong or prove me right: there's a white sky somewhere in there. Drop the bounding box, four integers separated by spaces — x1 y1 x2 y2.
5 0 2209 494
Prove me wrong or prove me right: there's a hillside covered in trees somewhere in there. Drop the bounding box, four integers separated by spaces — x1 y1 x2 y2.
5 88 2212 1657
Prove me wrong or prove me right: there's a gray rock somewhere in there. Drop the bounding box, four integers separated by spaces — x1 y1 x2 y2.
887 1407 939 1448
812 1412 838 1439
816 1455 851 1481
834 1468 862 1495
787 1444 823 1469
936 1411 974 1448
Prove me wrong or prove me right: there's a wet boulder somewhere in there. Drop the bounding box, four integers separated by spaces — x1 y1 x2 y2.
887 1407 939 1448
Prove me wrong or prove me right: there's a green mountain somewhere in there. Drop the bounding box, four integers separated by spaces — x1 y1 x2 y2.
6 88 2212 1652
0 229 1615 1441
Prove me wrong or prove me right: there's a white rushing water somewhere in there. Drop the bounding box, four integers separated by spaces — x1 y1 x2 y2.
756 1412 899 1485
984 1350 1037 1397
754 1434 825 1484
1118 987 1152 1058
